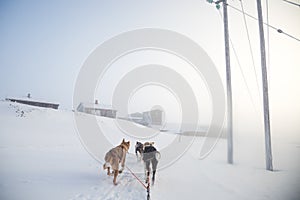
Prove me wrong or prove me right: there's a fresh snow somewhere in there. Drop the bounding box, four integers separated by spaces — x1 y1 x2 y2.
0 101 299 200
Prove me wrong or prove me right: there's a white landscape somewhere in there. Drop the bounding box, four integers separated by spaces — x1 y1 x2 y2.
0 100 299 200
1 1 300 200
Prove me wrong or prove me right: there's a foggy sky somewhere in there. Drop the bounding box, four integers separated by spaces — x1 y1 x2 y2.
0 0 299 133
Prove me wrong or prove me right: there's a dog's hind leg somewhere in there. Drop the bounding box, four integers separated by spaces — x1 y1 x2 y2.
103 163 111 176
144 161 150 183
152 170 156 184
140 152 143 162
136 151 141 161
151 159 158 184
146 171 150 184
113 170 119 185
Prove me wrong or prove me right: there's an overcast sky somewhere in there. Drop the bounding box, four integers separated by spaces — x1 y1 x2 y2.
0 0 299 132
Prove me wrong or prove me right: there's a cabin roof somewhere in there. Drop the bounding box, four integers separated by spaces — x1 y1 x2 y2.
6 97 59 106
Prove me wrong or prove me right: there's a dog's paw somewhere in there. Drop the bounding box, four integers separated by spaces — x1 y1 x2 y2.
108 171 114 176
152 179 155 186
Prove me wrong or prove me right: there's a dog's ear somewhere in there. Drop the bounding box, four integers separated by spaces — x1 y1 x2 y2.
150 142 155 145
122 138 125 143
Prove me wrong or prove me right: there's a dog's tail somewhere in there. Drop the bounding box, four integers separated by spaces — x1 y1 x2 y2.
155 151 161 160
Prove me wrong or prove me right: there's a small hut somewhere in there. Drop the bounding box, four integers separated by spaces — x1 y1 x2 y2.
77 100 117 118
143 109 163 125
127 109 163 126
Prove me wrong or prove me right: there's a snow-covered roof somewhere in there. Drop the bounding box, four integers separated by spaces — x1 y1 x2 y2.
6 97 59 105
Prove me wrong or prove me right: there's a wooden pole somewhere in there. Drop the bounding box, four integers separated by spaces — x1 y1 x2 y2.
223 0 233 164
256 0 273 171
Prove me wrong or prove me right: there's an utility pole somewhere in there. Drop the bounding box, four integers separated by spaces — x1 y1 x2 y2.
213 0 233 164
224 0 233 164
209 0 233 164
256 0 273 171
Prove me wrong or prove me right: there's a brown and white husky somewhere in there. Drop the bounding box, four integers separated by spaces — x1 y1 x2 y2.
103 139 130 185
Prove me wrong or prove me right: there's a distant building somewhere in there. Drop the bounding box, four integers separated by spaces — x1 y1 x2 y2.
6 95 59 109
77 100 117 118
143 109 163 126
127 112 147 125
127 109 163 126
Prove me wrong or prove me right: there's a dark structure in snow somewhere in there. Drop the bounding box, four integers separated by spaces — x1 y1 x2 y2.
143 109 163 126
6 95 59 109
126 109 163 126
77 100 117 118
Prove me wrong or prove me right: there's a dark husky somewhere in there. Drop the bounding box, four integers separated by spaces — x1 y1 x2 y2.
142 142 160 185
103 139 130 185
135 141 144 160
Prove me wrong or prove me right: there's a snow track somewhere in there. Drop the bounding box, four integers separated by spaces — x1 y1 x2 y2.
71 156 147 200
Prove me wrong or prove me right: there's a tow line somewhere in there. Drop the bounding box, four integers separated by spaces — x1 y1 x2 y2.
126 166 151 200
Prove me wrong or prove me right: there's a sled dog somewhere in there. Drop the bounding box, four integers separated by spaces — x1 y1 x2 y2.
142 142 160 185
103 139 130 185
135 141 144 160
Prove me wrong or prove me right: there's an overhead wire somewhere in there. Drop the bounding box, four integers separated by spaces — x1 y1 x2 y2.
283 0 300 7
217 10 262 117
239 0 262 101
226 3 300 42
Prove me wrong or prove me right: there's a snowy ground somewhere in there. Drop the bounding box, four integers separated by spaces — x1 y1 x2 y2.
0 101 299 200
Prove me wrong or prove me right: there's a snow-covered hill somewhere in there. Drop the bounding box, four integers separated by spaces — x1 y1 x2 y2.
0 101 299 200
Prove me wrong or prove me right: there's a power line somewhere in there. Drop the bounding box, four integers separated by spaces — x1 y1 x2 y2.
217 10 262 118
227 3 300 42
283 0 300 7
239 1 262 102
229 37 262 118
